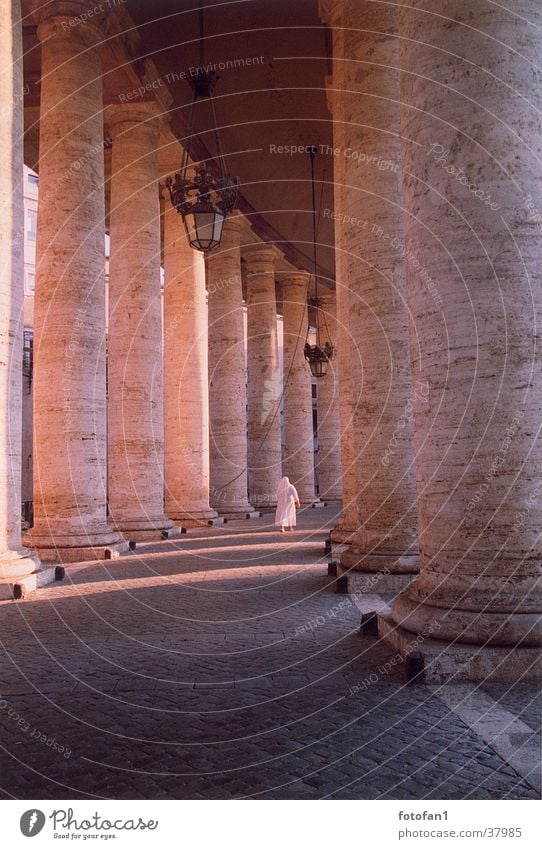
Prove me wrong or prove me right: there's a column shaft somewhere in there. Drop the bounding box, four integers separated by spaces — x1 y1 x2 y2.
107 104 174 540
388 0 542 656
207 216 254 514
245 245 282 509
282 272 315 504
0 0 40 581
333 269 359 540
315 295 342 502
163 198 217 524
324 11 359 541
25 8 124 561
331 0 419 578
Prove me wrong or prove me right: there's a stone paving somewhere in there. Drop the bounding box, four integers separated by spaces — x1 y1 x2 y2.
0 508 539 800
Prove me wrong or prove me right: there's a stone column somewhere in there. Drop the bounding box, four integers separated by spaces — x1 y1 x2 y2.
332 273 359 541
281 271 316 504
323 15 359 543
25 3 125 562
0 0 41 588
315 293 342 502
324 0 419 585
244 244 282 509
107 103 175 541
207 215 254 515
382 1 542 676
163 181 217 525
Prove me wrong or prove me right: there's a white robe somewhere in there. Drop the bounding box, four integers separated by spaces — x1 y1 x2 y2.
275 479 299 527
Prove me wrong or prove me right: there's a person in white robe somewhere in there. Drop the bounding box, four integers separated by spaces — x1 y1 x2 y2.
275 476 301 532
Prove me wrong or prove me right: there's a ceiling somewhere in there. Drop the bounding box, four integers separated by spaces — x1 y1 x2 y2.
22 0 336 289
126 0 336 286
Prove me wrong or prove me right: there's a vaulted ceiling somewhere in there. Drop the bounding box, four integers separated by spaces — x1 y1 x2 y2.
22 0 336 289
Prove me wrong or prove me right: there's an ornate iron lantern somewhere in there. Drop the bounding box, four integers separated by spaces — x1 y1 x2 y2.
165 2 238 252
304 325 333 378
166 157 237 252
303 145 334 378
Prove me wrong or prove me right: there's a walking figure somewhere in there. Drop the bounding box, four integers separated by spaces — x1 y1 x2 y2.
275 476 301 532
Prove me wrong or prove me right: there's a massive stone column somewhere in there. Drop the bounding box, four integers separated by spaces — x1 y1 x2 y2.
315 293 342 502
332 271 359 541
382 1 542 678
162 183 217 525
0 0 41 588
25 3 125 562
323 0 419 585
207 215 254 515
323 16 359 543
244 244 282 509
107 103 175 540
281 271 316 504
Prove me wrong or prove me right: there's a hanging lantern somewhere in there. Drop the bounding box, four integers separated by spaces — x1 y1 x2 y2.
304 340 333 378
165 3 238 252
183 201 224 252
303 145 334 378
166 160 237 252
304 300 334 378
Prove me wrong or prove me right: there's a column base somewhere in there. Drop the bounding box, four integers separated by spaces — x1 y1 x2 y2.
26 541 132 564
0 564 64 601
167 507 218 528
250 500 277 511
0 549 47 598
335 562 417 595
212 500 256 516
318 494 343 503
331 527 357 543
111 516 182 542
378 613 542 684
0 548 41 581
294 485 317 504
389 590 542 648
24 526 130 564
218 510 262 521
340 547 419 574
119 527 185 542
331 518 358 544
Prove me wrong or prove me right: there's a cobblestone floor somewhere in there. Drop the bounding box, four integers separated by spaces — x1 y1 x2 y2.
0 508 539 800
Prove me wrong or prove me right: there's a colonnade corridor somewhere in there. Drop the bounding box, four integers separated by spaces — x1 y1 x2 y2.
0 507 538 800
1 0 542 821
